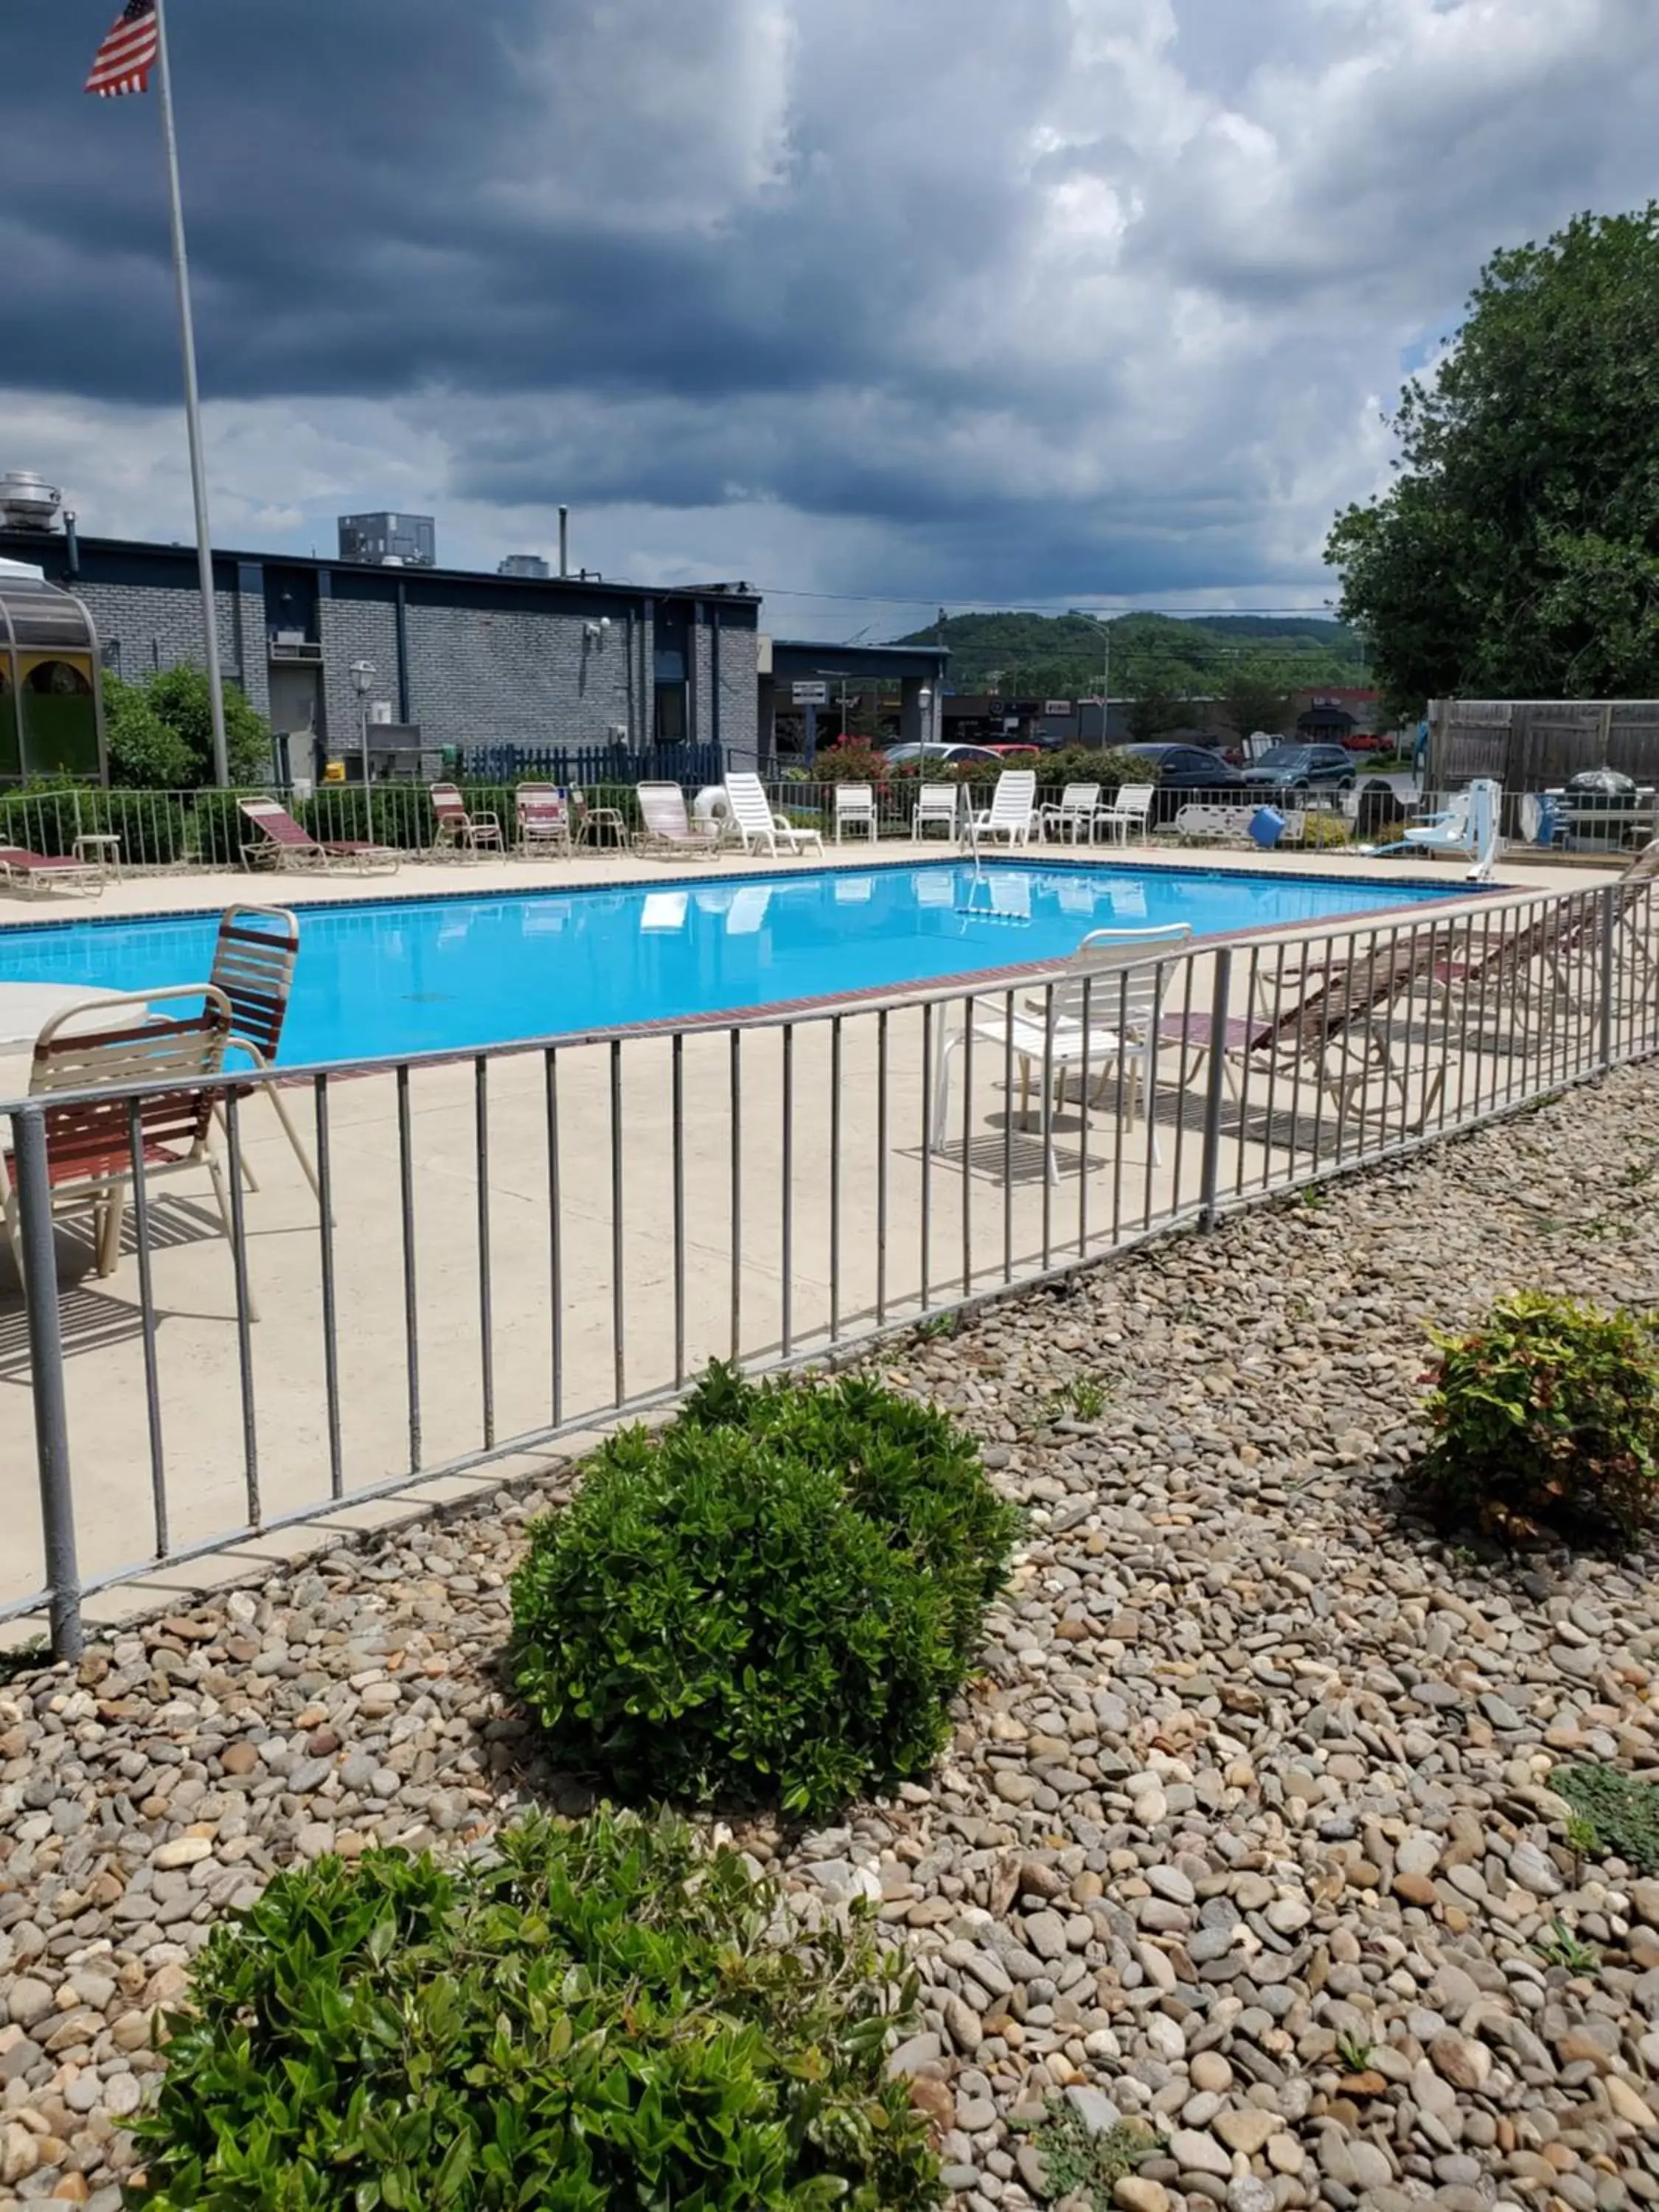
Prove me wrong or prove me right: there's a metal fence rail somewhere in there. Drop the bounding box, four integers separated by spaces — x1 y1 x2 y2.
3 874 1654 1657
4 774 1652 874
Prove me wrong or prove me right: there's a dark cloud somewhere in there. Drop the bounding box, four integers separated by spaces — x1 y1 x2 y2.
2 0 1657 607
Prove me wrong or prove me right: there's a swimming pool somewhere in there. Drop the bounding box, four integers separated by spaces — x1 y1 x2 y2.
0 860 1465 1066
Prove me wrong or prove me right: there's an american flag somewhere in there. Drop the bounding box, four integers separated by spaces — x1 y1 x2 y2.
86 0 160 98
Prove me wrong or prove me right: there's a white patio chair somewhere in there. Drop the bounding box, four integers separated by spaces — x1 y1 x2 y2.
931 924 1193 1183
723 773 826 859
834 784 879 844
913 783 959 839
1040 783 1102 844
1096 783 1155 844
964 771 1037 852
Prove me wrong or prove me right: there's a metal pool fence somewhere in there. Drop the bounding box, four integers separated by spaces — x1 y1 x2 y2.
3 877 1656 1657
0 776 1648 869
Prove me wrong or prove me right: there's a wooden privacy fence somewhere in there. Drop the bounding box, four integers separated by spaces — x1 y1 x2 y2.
1429 700 1659 790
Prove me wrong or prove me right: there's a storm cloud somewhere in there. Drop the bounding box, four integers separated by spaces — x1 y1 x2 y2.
2 0 1655 624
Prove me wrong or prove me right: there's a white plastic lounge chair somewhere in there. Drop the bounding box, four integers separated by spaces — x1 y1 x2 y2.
931 924 1193 1182
834 785 878 844
516 785 573 858
964 771 1037 852
237 799 398 874
723 773 825 859
0 847 104 900
1040 784 1102 844
1402 778 1500 882
430 782 504 858
1175 804 1255 845
635 782 720 859
0 986 245 1295
913 783 959 840
1096 783 1155 844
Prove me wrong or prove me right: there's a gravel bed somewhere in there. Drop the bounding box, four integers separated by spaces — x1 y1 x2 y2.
4 1065 1659 2210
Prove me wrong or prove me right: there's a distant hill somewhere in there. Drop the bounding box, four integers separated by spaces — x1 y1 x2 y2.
893 610 1365 695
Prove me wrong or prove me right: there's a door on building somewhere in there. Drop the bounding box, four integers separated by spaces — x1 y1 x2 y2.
268 663 324 763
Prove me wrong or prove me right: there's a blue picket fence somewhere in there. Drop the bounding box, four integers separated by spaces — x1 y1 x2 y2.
459 742 726 788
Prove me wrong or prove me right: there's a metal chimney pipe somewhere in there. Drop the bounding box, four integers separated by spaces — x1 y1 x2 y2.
558 507 569 579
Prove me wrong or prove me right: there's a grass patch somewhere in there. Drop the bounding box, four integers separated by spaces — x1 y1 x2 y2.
1554 1764 1659 1875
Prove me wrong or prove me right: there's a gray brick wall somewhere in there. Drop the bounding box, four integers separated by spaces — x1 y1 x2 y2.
713 617 759 760
233 592 270 720
318 597 400 750
403 604 634 751
72 581 245 693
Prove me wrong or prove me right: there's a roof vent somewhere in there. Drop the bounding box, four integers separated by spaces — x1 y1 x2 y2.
0 471 64 532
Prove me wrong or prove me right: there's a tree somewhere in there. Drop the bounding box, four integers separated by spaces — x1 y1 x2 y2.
1217 663 1292 740
102 672 195 788
1327 207 1659 709
1124 678 1192 743
142 665 274 785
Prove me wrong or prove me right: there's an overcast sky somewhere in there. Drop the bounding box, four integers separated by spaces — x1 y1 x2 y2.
2 0 1655 636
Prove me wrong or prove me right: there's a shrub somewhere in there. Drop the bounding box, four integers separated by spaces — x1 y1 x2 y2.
144 665 273 786
812 743 889 785
129 1810 945 2211
1412 1291 1659 1543
511 1364 1018 1815
104 671 195 788
1296 810 1350 847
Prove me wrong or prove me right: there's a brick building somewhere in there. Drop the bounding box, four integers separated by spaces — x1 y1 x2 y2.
0 529 761 772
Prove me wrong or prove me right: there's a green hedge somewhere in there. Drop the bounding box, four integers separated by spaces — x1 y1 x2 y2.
511 1364 1018 1816
130 1811 944 2211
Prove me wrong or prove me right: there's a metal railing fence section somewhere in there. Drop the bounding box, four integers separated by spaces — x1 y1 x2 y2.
4 877 1658 1658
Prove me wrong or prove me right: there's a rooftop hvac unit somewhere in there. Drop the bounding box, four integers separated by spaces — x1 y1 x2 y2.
0 471 63 532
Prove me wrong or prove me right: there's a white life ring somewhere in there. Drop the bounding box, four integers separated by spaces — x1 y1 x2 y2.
692 786 730 830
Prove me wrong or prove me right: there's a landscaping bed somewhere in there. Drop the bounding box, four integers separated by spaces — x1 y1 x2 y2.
4 1066 1659 2208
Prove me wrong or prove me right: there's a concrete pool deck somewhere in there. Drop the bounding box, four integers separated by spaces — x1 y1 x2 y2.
0 835 1636 1638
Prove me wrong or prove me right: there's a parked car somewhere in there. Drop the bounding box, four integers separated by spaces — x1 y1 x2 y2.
880 742 1007 768
1240 743 1356 795
982 742 1043 759
1341 731 1394 754
1119 742 1246 822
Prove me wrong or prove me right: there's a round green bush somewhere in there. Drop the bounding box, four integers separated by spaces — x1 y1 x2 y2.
129 1811 944 2211
510 1365 1018 1816
1413 1290 1659 1544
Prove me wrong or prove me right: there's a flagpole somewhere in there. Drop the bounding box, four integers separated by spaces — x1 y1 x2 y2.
152 0 229 787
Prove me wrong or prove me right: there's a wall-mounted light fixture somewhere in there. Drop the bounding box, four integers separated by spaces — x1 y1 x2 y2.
582 616 613 648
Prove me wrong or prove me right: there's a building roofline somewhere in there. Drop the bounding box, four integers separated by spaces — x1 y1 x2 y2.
0 530 761 608
769 639 949 659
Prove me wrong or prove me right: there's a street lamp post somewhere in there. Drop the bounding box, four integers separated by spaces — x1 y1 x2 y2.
350 660 376 822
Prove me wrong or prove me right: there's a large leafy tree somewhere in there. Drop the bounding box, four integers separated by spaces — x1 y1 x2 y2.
1327 207 1659 710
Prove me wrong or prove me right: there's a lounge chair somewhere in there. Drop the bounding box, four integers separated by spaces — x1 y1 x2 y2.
835 784 879 844
1174 804 1253 845
516 785 574 858
931 924 1193 1181
208 905 320 1203
964 770 1037 852
634 782 721 859
0 846 105 900
0 986 245 1295
430 782 504 858
912 783 959 840
1096 783 1155 845
1160 929 1451 1126
723 772 825 859
1040 784 1102 844
237 798 398 874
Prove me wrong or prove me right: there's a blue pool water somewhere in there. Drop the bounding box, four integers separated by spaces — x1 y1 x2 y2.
0 862 1460 1066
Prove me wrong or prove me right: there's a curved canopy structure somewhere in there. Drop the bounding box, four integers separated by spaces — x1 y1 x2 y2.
0 575 106 784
